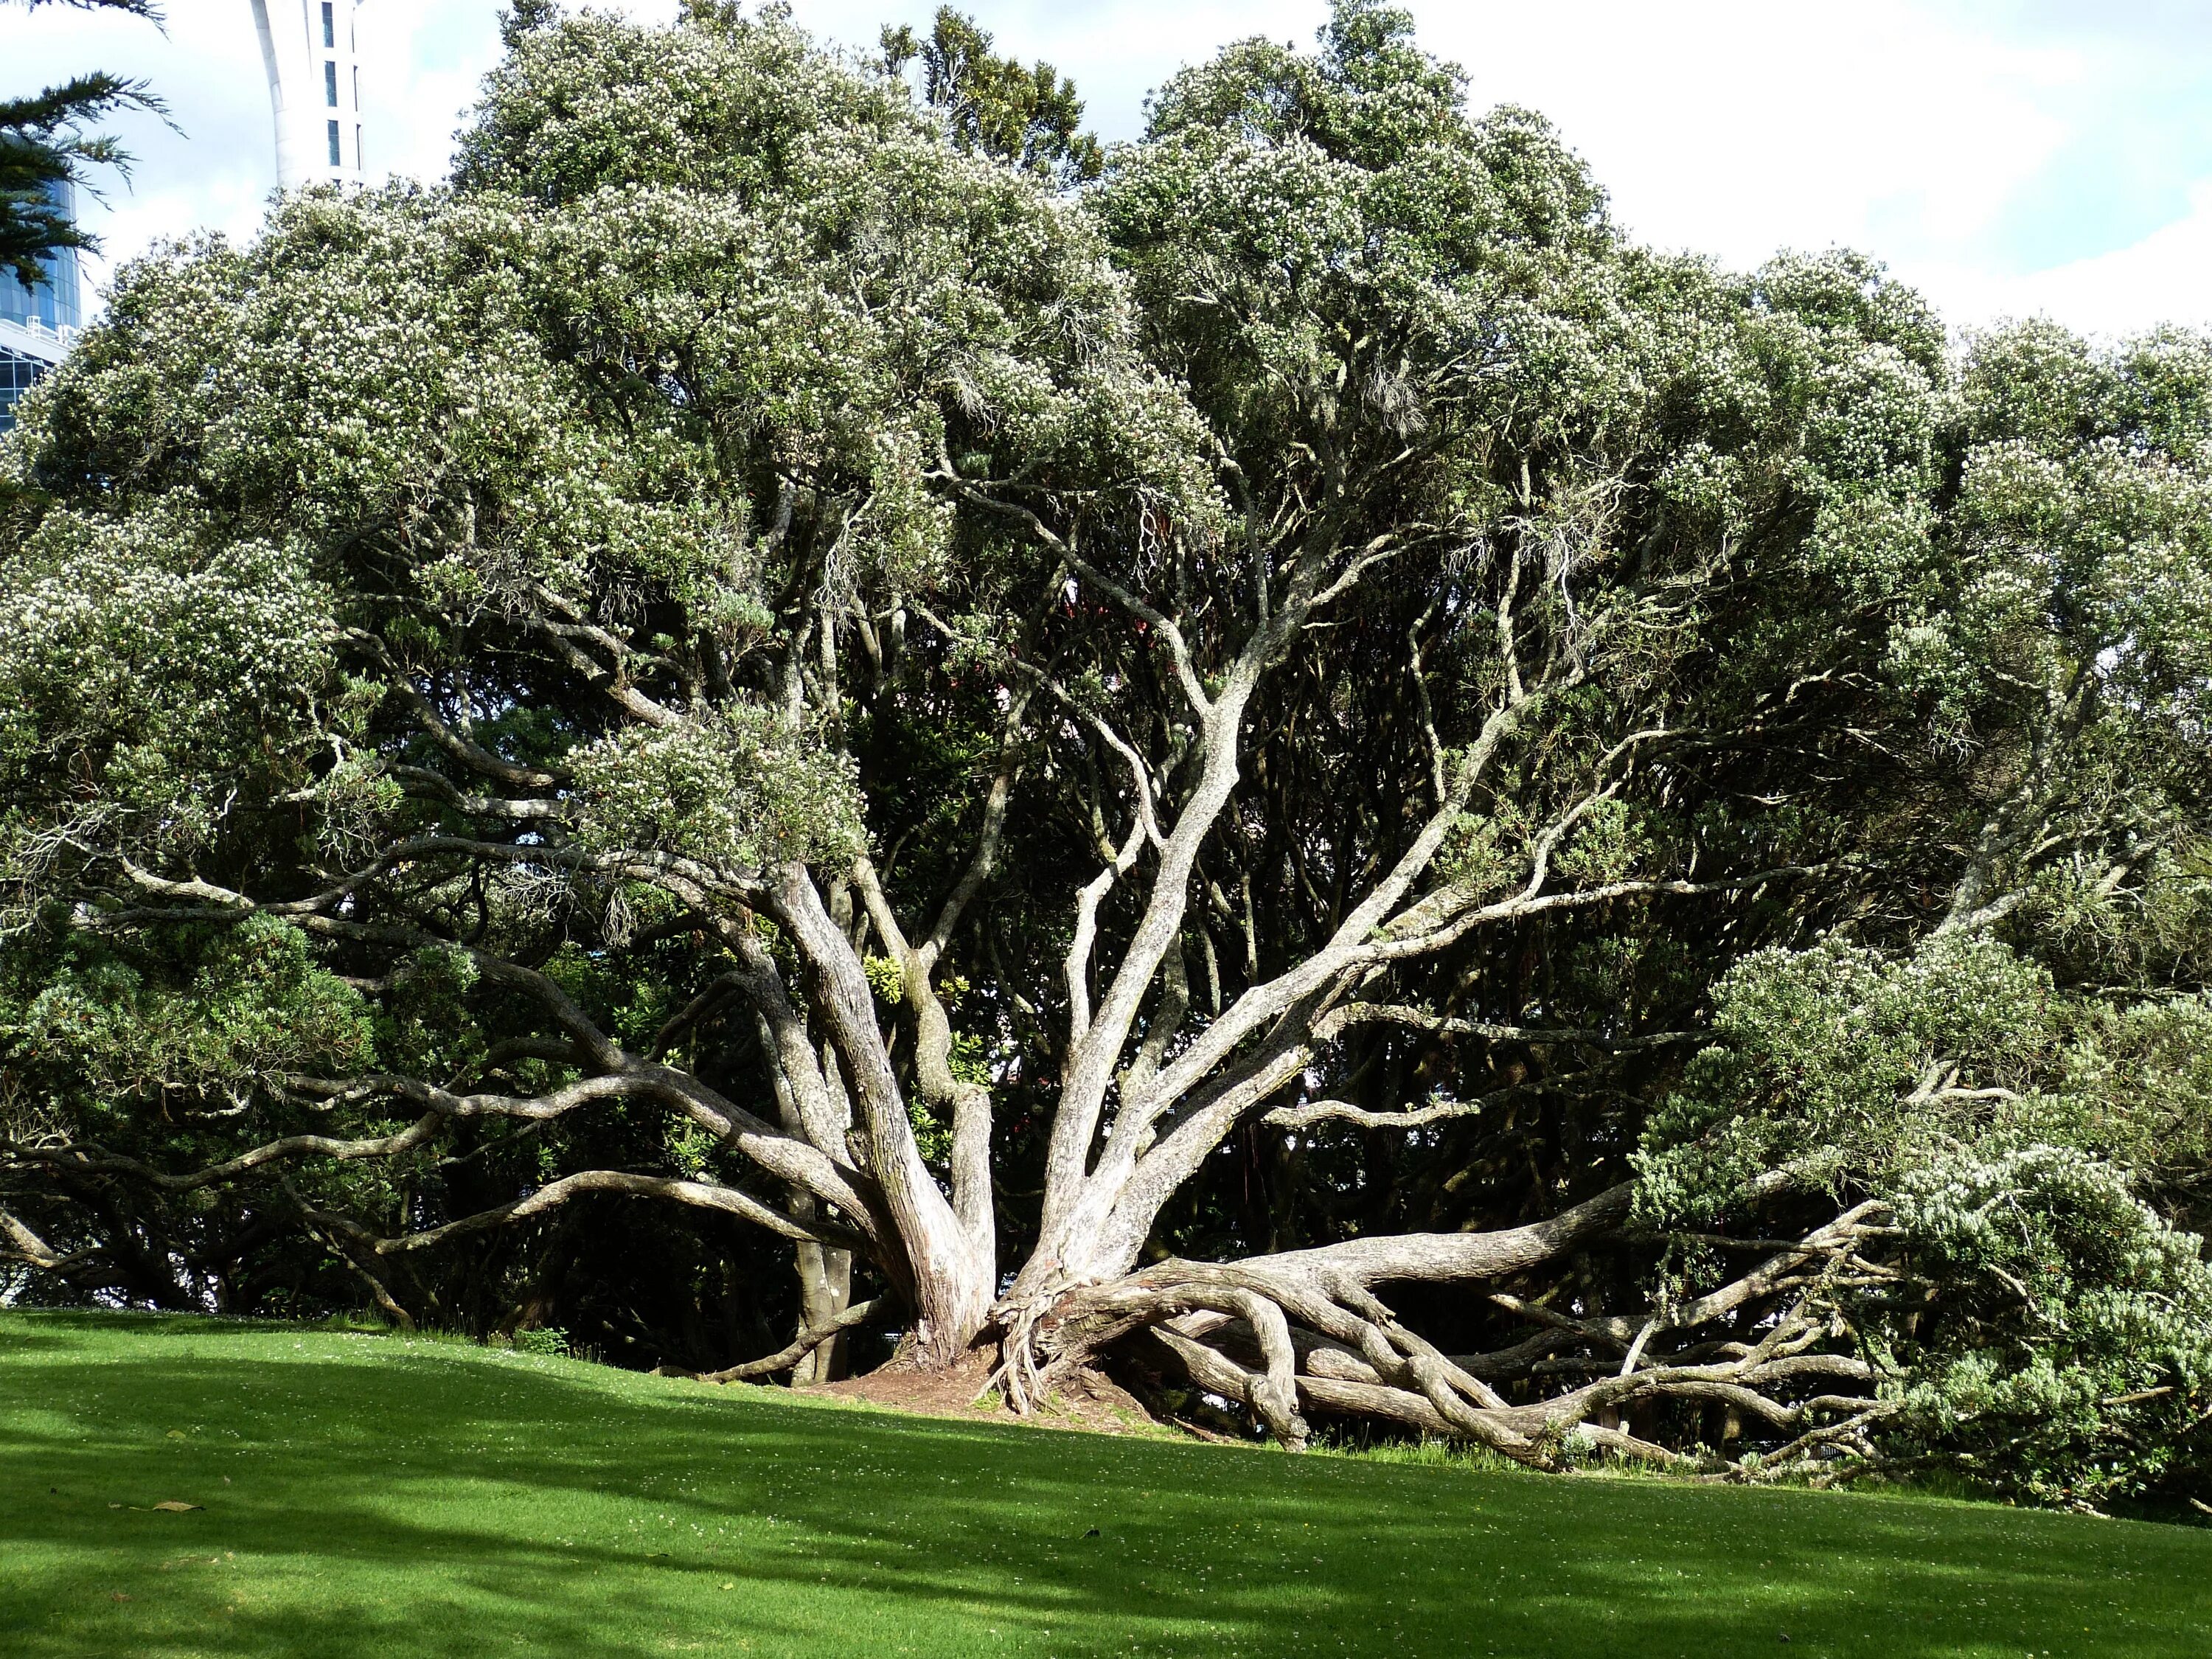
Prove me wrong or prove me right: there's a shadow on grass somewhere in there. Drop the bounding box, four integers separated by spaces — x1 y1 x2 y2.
1 1314 2208 1658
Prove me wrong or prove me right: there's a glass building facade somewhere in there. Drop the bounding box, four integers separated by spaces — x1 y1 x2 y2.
0 347 49 430
0 181 82 432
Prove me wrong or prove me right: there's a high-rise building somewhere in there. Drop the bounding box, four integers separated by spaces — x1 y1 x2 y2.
251 1 369 190
0 180 83 432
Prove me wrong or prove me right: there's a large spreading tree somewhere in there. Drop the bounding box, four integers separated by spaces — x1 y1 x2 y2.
4 1 2210 1510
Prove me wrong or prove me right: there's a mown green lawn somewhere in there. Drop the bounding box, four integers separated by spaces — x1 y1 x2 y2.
1 1311 2206 1658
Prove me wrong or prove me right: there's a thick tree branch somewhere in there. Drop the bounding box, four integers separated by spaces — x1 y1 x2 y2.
690 1297 890 1383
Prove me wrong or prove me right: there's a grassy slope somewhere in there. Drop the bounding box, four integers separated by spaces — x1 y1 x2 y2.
1 1312 2208 1658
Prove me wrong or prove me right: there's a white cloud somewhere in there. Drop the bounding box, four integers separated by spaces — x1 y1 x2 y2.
1979 181 2212 340
1414 1 2082 268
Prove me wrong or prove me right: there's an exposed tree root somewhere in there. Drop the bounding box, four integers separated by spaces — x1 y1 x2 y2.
982 1198 1903 1480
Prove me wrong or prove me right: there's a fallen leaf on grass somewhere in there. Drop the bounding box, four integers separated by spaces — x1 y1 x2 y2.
148 1501 203 1513
109 1593 131 1603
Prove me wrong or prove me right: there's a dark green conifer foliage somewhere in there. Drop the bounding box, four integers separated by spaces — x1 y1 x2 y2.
0 0 164 288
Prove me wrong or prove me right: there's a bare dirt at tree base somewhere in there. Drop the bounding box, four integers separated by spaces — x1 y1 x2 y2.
806 1352 1175 1439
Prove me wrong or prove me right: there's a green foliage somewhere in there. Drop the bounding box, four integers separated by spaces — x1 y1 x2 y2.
1553 798 1652 886
1882 1144 2212 1509
374 945 487 1085
880 8 1102 187
1638 934 2057 1218
1433 804 1531 897
860 953 905 1006
1641 933 2212 1505
571 706 867 872
0 511 341 883
3 917 374 1107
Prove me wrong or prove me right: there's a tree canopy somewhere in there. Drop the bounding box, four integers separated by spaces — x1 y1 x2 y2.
3 0 2209 1514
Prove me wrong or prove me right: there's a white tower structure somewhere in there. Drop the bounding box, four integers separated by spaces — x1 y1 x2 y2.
251 1 369 190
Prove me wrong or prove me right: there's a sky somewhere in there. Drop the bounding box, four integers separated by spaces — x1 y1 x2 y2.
11 0 2212 338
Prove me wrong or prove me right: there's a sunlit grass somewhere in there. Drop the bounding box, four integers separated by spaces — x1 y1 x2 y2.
2 1310 2207 1658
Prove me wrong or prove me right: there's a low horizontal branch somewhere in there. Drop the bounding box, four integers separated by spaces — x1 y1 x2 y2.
14 1116 445 1193
686 1298 891 1384
338 1169 865 1256
0 1203 71 1270
1368 864 1829 963
1320 1003 1700 1051
1236 1180 1636 1290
